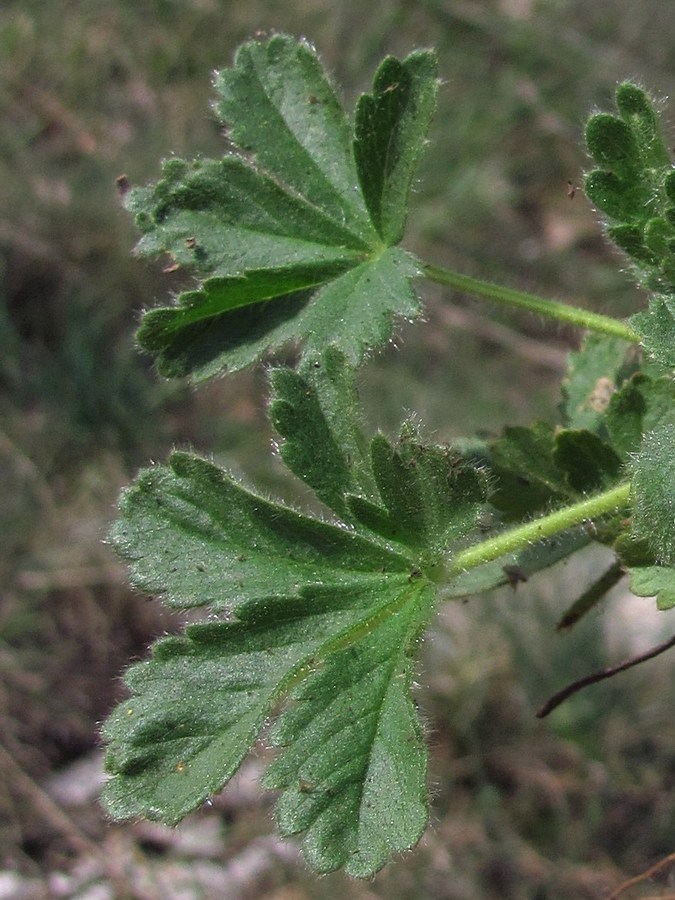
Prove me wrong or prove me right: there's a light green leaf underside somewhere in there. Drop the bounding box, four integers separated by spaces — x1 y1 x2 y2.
628 565 675 610
632 423 675 564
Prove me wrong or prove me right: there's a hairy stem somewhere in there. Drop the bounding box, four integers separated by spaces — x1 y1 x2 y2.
423 263 641 342
446 482 632 576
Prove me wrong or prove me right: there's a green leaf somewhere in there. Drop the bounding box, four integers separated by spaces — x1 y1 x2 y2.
102 577 426 830
632 423 675 564
585 83 675 296
628 565 675 610
631 295 675 369
605 374 649 458
104 437 486 875
269 348 377 520
553 429 622 494
487 423 573 520
615 81 671 168
128 35 438 380
354 51 438 245
585 113 640 178
213 37 372 231
270 350 486 560
111 452 410 614
606 372 675 458
561 333 634 432
264 580 432 876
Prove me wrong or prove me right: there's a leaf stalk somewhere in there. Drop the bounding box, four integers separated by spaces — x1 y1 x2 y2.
423 263 641 343
446 481 632 576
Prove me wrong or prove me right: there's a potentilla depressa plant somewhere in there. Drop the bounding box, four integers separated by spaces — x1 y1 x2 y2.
102 35 675 876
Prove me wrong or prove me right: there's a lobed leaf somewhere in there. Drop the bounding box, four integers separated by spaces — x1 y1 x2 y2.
269 347 377 519
270 349 487 559
486 423 573 521
104 403 488 874
127 35 438 380
585 83 675 293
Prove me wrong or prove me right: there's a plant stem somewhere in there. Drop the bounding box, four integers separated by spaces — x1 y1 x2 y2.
446 481 632 576
423 263 641 343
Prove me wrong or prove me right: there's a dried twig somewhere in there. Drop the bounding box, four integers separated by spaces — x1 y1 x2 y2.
606 849 675 898
537 633 675 718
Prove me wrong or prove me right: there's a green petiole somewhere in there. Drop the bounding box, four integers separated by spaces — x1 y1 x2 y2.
424 263 641 343
446 481 632 577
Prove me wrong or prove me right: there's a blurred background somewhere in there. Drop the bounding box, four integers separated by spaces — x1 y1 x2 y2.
3 0 675 897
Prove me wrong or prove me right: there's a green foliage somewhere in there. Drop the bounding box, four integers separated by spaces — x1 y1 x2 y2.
104 38 675 878
129 35 438 380
104 352 486 875
584 82 675 368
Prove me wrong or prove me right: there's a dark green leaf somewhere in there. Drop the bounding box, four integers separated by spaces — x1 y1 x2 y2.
585 113 640 177
585 83 675 296
269 348 377 519
487 423 573 520
606 372 675 458
270 352 486 558
354 51 438 245
110 452 411 613
127 36 438 380
213 36 372 233
102 577 423 828
553 429 622 494
105 435 486 875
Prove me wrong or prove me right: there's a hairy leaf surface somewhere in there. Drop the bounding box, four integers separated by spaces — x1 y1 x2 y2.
128 35 438 380
632 423 675 564
104 385 487 874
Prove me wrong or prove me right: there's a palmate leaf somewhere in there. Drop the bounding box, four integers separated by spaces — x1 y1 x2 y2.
103 366 488 875
128 35 438 380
